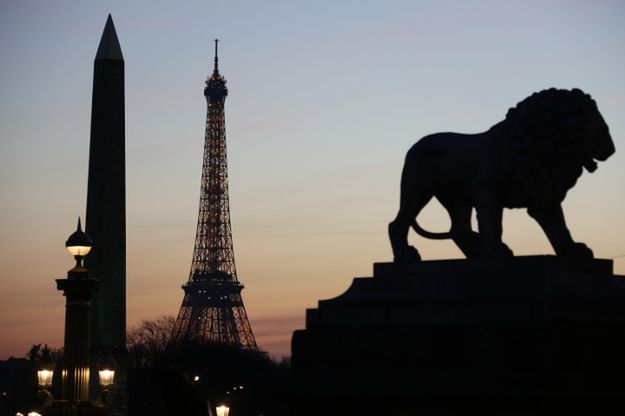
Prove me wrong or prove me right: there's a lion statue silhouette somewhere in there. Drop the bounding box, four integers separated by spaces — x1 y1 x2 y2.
389 88 615 263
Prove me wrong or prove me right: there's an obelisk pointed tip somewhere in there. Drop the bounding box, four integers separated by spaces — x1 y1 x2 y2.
96 14 124 61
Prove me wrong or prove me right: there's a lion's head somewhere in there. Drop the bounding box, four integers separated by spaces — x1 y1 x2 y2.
500 88 615 207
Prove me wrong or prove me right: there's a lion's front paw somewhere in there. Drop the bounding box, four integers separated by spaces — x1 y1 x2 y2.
494 242 514 257
559 242 594 259
394 245 422 264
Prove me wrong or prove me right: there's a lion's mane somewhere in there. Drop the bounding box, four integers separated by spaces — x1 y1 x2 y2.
500 88 606 207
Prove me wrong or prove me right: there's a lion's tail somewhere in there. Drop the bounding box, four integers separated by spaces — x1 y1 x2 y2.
411 219 452 240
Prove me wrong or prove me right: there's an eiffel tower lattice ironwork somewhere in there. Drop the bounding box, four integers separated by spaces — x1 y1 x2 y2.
170 40 258 350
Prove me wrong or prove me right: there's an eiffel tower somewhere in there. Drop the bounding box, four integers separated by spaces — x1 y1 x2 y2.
170 40 258 350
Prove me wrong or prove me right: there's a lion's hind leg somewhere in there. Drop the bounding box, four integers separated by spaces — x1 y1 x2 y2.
446 202 513 258
389 190 432 263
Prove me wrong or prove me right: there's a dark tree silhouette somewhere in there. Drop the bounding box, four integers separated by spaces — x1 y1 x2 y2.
126 315 175 369
126 316 291 415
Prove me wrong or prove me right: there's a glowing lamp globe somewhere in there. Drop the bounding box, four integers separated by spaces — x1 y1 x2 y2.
65 218 93 266
67 245 92 257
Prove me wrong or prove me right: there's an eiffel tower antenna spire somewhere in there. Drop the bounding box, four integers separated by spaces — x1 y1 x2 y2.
213 38 219 74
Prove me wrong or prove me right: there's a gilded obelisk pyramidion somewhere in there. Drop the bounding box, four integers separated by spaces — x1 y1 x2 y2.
85 14 126 354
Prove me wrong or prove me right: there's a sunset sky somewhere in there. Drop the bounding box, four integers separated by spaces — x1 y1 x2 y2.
1 0 624 359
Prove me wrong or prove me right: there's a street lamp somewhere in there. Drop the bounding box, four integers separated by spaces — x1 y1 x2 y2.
36 369 53 389
216 404 230 416
99 370 115 388
36 345 54 389
35 345 54 410
97 351 116 388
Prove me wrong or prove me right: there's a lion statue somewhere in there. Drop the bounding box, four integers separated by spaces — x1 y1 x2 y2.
389 88 615 263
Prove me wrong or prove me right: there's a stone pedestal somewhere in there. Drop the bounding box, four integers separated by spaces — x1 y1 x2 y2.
290 256 625 415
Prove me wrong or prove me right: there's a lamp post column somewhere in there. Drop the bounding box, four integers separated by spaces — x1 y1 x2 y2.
56 219 99 403
57 273 98 401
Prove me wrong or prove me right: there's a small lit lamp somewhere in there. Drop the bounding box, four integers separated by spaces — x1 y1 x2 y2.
95 350 116 408
35 345 54 410
65 218 93 269
97 351 116 389
37 345 54 389
36 369 53 389
99 369 115 388
216 404 230 416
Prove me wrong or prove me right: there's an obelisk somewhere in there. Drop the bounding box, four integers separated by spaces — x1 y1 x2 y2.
85 14 126 355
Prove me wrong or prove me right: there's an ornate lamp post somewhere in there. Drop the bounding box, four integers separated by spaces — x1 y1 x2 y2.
96 351 116 406
36 345 55 410
97 351 116 388
37 346 55 390
56 218 99 406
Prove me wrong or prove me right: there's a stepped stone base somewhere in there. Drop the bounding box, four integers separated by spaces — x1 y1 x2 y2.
290 256 625 415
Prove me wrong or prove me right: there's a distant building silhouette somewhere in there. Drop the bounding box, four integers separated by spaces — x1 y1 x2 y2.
170 41 258 350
